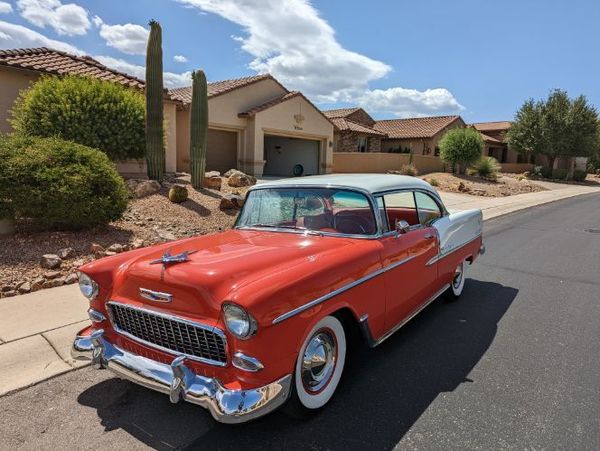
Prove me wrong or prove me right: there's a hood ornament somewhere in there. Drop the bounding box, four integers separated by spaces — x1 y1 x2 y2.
150 250 197 281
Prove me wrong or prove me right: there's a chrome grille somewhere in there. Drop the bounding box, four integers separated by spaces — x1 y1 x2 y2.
109 302 227 365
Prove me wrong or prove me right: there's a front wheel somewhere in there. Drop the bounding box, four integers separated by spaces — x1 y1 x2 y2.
445 260 466 301
284 315 346 417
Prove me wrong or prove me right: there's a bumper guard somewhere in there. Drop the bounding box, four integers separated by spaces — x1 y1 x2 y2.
71 329 291 424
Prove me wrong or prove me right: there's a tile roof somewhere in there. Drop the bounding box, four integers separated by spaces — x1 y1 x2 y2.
238 91 300 117
472 121 512 132
0 47 145 89
373 115 462 139
322 107 362 118
169 74 282 104
330 118 386 136
479 132 502 144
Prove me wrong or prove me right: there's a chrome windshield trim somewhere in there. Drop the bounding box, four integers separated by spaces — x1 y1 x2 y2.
272 255 416 324
426 233 482 266
107 301 228 367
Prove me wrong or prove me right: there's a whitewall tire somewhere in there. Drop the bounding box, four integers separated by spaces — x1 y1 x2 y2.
286 315 346 415
446 260 466 300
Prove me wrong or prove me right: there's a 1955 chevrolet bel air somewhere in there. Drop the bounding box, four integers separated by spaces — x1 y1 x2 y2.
72 174 484 423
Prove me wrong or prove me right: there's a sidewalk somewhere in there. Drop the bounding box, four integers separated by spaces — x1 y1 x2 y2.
0 182 598 396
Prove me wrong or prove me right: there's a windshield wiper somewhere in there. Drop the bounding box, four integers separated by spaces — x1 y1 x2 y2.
244 224 322 235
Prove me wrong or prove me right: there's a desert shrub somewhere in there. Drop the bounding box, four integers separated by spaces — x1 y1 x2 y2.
552 168 568 180
572 169 587 182
438 128 484 174
472 156 501 180
168 185 189 203
399 163 419 176
0 135 128 229
428 177 439 187
10 75 145 161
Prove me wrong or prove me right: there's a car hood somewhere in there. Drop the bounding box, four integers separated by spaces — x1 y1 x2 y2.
105 229 363 322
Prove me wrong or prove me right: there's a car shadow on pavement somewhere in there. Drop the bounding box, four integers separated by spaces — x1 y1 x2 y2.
77 279 517 451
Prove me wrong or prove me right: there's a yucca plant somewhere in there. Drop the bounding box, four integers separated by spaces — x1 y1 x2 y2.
190 70 208 189
145 19 165 181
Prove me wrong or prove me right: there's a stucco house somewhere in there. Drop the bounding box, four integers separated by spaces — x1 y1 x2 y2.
373 115 466 155
0 47 334 177
472 121 519 163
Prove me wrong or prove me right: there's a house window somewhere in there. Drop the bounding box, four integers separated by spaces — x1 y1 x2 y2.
357 137 368 152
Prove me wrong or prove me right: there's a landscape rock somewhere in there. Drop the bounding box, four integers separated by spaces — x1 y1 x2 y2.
155 228 176 242
104 251 117 257
220 194 245 210
227 170 256 187
31 278 45 292
206 171 221 178
40 254 62 269
1 284 15 293
223 169 237 178
17 281 31 294
131 238 145 249
57 247 76 259
90 243 104 254
2 290 16 298
107 243 124 253
134 180 161 198
457 182 471 193
43 277 64 289
44 271 61 279
64 273 78 285
72 259 86 267
203 176 222 190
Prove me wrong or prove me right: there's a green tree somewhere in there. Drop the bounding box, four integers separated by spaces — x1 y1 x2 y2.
10 75 145 161
506 90 599 171
438 127 483 174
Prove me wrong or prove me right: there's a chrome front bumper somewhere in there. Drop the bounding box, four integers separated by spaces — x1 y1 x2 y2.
71 329 292 424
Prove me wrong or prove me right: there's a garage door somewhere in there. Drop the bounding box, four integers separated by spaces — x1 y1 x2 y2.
263 135 320 176
207 129 238 174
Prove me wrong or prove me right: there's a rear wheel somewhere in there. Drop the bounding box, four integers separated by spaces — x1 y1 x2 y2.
445 260 466 301
284 316 346 417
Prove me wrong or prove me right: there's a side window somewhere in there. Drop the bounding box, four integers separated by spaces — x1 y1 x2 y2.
376 196 389 232
415 192 443 226
382 191 419 227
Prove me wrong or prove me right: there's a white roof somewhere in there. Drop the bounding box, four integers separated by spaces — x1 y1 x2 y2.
254 173 437 196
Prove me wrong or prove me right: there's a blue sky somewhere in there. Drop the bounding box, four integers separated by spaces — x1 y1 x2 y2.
1 0 598 122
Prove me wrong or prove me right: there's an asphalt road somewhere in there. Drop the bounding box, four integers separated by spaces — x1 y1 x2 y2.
1 193 599 451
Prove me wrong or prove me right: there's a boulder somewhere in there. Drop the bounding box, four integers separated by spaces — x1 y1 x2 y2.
31 278 45 292
220 194 245 210
223 169 237 178
42 277 65 289
57 247 76 259
44 271 62 279
64 273 79 285
155 228 176 242
1 284 15 293
203 176 222 191
90 243 104 254
107 243 124 253
131 238 145 249
206 171 221 178
227 170 256 187
103 251 117 257
40 254 62 269
134 180 161 198
1 290 16 298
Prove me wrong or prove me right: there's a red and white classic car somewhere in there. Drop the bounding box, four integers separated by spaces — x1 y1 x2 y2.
72 174 484 423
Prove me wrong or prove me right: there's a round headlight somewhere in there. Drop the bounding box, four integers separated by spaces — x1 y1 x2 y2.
78 272 99 300
222 303 257 339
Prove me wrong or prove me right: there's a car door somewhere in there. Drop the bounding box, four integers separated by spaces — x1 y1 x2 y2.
377 190 438 331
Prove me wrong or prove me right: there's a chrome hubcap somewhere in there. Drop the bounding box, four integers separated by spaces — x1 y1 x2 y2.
453 263 463 289
301 330 337 393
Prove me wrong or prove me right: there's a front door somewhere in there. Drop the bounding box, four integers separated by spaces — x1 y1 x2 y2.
377 191 439 332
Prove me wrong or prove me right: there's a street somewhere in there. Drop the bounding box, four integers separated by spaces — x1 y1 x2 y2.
1 193 599 450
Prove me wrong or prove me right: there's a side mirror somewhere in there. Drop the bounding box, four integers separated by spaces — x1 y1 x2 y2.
395 219 410 235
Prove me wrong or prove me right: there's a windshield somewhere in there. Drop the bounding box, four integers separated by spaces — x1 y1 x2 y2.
236 188 377 236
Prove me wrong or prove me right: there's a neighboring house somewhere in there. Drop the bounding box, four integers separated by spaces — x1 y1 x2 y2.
373 115 466 156
472 121 519 163
170 79 333 176
323 107 386 152
0 47 334 177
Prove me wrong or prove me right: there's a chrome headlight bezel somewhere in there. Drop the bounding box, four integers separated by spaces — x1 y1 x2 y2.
78 271 99 300
222 302 257 340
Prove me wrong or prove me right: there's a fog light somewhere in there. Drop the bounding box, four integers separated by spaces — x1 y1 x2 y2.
232 352 264 372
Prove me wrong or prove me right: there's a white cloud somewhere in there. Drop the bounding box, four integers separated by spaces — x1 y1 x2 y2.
16 0 90 36
0 19 81 52
98 22 149 55
91 15 102 27
173 54 188 63
177 0 463 116
359 87 465 118
0 2 13 14
94 55 192 88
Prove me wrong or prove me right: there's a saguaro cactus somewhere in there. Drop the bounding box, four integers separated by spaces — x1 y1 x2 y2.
145 19 165 181
190 70 208 189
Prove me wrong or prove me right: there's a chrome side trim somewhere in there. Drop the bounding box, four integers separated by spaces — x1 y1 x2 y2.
139 287 173 303
107 301 228 367
374 283 450 346
426 234 482 266
71 331 291 424
272 255 416 324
